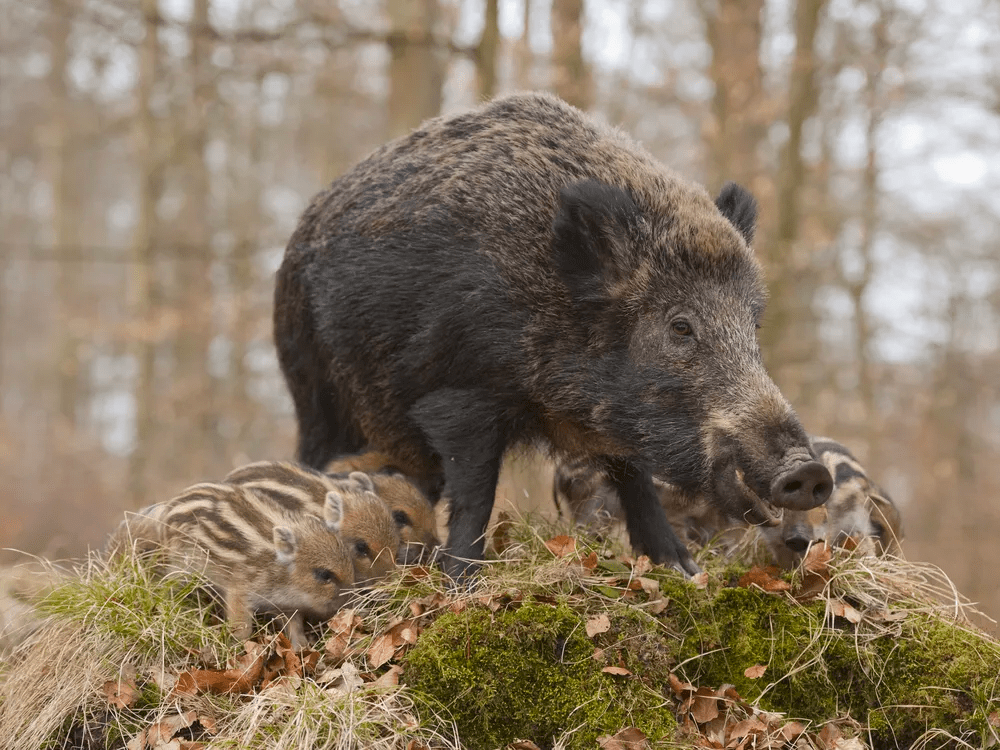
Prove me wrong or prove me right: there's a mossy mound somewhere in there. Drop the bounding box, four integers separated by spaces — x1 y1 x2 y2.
404 601 676 748
400 535 1000 749
2 521 999 750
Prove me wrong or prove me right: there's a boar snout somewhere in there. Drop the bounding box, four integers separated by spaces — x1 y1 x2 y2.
770 460 832 510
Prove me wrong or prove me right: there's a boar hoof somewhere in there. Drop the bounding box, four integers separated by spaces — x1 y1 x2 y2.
771 461 832 510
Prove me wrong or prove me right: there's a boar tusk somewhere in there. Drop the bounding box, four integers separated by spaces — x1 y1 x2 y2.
735 468 783 527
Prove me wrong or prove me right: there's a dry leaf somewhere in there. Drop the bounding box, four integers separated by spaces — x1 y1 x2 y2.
406 742 432 750
371 664 404 687
592 647 605 661
833 739 866 750
102 676 139 709
781 721 807 741
601 666 631 676
689 686 720 724
743 664 767 679
320 661 364 694
803 542 832 574
508 742 543 750
668 673 696 697
829 600 862 624
737 566 791 593
729 717 768 741
368 633 396 668
597 727 648 750
691 572 709 589
172 644 266 697
544 535 577 557
989 711 1000 727
817 723 843 750
632 556 653 576
586 613 612 638
147 711 197 745
580 551 598 570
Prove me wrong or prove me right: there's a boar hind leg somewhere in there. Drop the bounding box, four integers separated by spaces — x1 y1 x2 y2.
274 257 365 469
411 389 506 580
605 459 702 576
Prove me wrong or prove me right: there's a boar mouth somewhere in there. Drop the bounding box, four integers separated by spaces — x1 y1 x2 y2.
731 467 783 527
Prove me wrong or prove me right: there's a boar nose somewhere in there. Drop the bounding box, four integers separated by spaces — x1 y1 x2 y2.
783 533 812 554
771 461 832 510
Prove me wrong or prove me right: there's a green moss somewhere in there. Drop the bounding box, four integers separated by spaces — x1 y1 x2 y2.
403 601 676 749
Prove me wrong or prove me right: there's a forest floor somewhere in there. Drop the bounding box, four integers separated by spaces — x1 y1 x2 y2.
1 514 998 750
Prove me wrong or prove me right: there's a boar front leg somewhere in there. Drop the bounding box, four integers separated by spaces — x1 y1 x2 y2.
604 458 702 576
411 389 506 581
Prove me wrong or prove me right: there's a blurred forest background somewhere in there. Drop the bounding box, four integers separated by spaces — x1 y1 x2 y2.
1 0 998 627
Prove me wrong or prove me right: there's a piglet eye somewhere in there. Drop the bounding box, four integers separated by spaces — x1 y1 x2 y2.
313 568 337 584
671 319 693 336
354 540 371 558
392 510 412 527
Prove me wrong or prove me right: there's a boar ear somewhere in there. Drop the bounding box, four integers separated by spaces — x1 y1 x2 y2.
273 526 297 563
348 471 376 493
715 182 757 245
552 179 639 293
324 490 345 532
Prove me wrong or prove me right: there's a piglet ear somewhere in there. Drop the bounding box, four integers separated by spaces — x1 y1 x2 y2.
273 526 297 563
552 179 640 297
348 471 376 493
324 490 345 532
714 182 757 245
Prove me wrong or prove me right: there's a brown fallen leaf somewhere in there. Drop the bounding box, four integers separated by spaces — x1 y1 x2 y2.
580 551 598 570
829 599 863 624
102 676 139 710
586 613 612 638
597 727 648 750
817 723 843 750
592 647 605 662
172 645 266 697
728 716 768 742
631 556 653 576
737 566 791 593
689 686 720 724
989 710 1000 727
146 710 197 746
508 741 543 750
406 741 432 750
325 609 366 661
601 666 631 676
368 632 396 668
743 664 767 679
803 542 832 574
691 572 709 589
371 664 404 688
544 535 577 557
667 672 696 697
781 721 807 741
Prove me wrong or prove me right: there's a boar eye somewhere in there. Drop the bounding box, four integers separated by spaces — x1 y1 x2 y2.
313 567 338 585
354 540 371 557
392 510 412 527
670 319 693 337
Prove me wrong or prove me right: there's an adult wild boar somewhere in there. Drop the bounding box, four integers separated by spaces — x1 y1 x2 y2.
274 92 832 577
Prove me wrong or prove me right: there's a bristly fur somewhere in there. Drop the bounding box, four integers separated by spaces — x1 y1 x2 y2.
274 91 830 577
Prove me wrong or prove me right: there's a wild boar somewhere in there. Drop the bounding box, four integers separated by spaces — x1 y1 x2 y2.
273 92 831 577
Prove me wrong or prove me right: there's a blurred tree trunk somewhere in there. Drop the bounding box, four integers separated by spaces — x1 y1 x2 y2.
47 2 78 428
702 0 766 192
128 0 162 508
550 0 590 110
173 0 217 477
849 11 888 461
387 0 445 139
229 83 262 462
514 0 532 89
761 0 828 409
476 0 500 101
